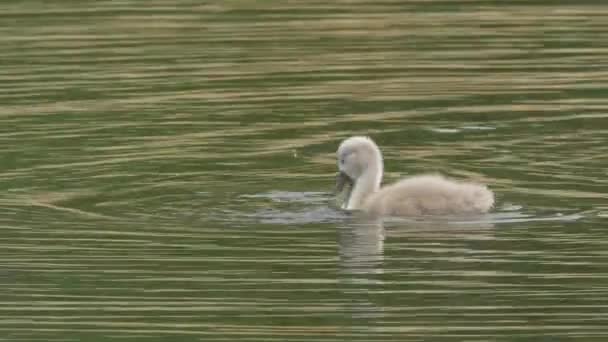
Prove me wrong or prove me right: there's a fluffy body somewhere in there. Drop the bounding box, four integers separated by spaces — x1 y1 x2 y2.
364 174 494 216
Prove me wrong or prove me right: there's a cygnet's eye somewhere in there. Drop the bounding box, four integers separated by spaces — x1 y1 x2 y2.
340 158 345 165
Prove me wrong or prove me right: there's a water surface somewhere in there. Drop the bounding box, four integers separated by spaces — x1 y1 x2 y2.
1 1 608 341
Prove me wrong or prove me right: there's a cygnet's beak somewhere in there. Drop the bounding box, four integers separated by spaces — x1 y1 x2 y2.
335 171 353 193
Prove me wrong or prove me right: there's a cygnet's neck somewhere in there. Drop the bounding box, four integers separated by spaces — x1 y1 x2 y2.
346 151 383 210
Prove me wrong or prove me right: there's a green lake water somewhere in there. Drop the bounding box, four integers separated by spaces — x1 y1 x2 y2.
1 1 608 341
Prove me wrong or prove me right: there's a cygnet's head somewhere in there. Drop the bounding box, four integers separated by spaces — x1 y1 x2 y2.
335 136 383 194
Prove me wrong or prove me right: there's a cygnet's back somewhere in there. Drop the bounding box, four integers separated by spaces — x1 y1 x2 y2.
363 174 494 217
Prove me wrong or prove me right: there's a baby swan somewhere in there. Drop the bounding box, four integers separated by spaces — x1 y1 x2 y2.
336 136 494 217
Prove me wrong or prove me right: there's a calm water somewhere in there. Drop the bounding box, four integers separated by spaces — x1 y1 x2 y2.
1 1 608 341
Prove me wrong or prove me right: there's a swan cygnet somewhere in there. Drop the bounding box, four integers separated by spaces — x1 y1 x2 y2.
335 136 494 217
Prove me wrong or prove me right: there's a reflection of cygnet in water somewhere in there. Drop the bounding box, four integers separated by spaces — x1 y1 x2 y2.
336 136 494 217
338 218 385 277
337 217 495 280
